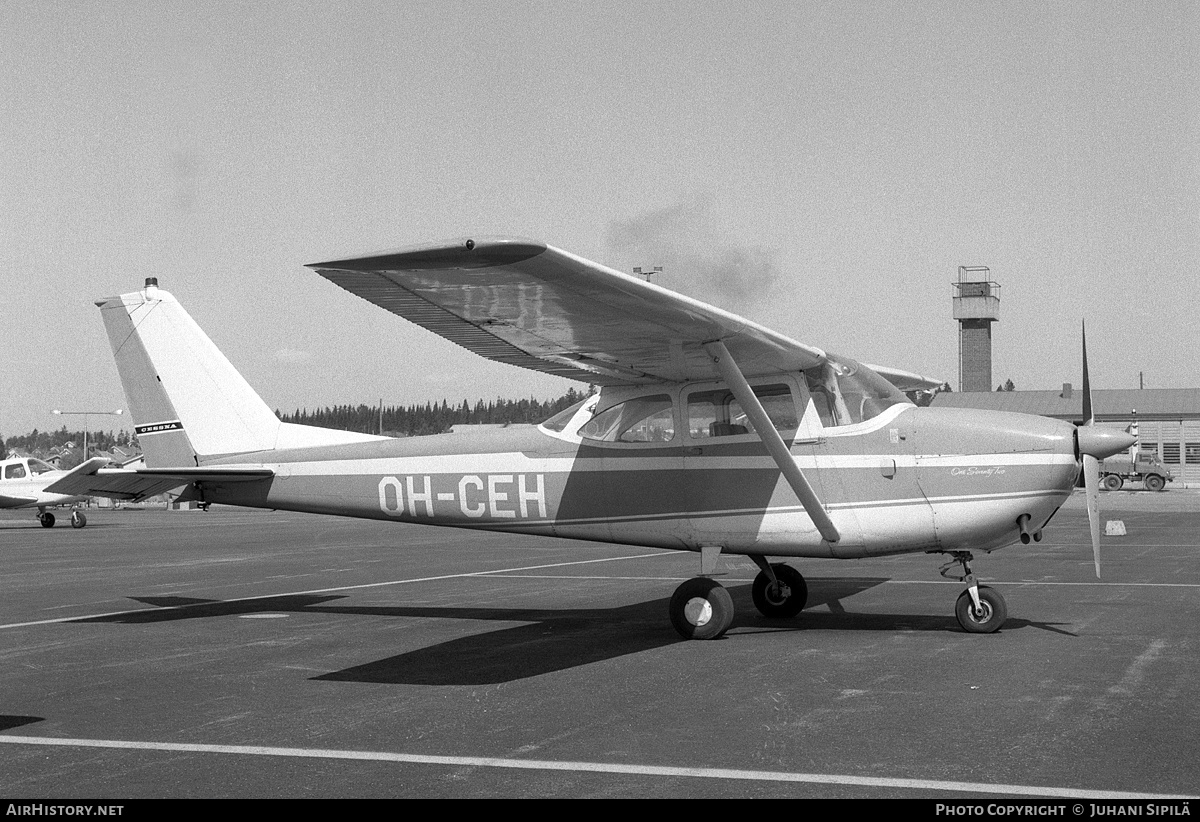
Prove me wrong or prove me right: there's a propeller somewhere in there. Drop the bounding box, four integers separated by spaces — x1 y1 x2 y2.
1081 321 1101 578
1075 321 1137 578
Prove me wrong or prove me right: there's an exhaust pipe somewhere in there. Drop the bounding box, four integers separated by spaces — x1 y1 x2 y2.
1017 513 1035 545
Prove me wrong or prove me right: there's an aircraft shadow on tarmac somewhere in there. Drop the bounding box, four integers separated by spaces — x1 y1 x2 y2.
0 715 44 731
71 577 1074 685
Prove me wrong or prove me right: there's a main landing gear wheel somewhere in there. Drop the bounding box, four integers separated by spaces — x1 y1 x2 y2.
669 578 734 640
751 563 808 618
955 586 1008 634
1102 474 1123 491
38 512 55 528
71 511 87 529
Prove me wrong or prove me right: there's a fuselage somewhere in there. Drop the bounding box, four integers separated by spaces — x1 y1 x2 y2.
194 403 1080 560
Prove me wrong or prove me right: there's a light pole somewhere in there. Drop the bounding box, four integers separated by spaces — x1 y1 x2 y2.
51 408 123 462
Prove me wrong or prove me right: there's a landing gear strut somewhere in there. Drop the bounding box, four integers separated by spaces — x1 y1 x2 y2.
940 551 1007 633
70 510 87 529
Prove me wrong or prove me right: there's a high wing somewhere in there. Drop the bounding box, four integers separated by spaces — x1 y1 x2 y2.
308 237 835 386
45 463 274 503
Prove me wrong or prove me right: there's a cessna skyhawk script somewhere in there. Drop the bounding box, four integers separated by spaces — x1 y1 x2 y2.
49 238 1134 639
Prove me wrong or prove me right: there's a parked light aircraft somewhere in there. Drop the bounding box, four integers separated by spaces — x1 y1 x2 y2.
1 455 109 527
47 238 1135 638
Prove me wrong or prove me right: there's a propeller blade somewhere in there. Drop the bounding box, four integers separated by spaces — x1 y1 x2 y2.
1080 320 1102 578
1084 454 1101 578
1081 320 1093 425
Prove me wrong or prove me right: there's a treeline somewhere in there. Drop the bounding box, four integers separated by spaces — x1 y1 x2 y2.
277 387 590 437
2 427 133 460
0 389 590 461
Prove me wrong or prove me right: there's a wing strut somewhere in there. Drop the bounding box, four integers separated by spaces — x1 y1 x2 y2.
703 341 840 544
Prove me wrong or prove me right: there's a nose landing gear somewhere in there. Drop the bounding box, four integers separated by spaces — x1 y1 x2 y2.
939 551 1008 634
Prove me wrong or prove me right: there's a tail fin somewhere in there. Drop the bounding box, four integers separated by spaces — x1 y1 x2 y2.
97 279 383 467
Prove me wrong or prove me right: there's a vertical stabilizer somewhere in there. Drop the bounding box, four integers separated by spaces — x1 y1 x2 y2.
97 280 382 466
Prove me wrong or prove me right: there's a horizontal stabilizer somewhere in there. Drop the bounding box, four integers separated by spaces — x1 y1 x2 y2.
45 464 274 503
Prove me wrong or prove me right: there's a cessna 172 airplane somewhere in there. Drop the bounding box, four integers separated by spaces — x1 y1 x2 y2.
47 237 1134 639
1 455 109 528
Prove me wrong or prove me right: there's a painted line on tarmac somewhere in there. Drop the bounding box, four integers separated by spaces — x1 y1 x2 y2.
0 734 1191 799
0 551 675 631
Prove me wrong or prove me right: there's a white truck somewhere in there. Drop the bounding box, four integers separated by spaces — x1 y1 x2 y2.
1098 450 1173 492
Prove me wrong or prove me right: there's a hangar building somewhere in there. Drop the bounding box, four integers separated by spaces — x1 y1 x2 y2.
930 386 1200 488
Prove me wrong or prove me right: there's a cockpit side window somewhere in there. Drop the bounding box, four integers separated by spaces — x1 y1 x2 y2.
28 459 53 475
578 394 676 444
4 463 28 480
686 383 797 438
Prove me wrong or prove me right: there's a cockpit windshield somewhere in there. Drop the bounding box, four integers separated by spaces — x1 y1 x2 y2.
28 459 54 475
803 354 909 427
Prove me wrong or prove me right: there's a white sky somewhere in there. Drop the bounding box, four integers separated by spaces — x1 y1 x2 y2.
3 1 1197 438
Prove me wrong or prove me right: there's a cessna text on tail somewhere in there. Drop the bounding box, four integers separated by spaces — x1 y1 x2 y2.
48 238 1134 639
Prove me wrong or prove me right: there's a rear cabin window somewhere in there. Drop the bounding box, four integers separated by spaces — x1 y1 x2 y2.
686 384 798 439
578 395 676 444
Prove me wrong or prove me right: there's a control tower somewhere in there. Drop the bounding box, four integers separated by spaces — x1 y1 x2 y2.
952 266 1000 392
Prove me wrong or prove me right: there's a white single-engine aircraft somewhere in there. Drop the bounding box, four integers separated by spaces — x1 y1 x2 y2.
48 237 1134 638
1 455 108 528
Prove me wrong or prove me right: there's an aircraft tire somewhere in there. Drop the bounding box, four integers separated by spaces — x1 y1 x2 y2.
1102 474 1122 491
955 586 1007 634
1144 475 1165 492
751 563 808 618
669 578 734 640
71 511 87 529
39 512 55 528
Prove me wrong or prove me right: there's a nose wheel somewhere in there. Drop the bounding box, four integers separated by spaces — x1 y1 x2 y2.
940 551 1008 634
954 586 1007 633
